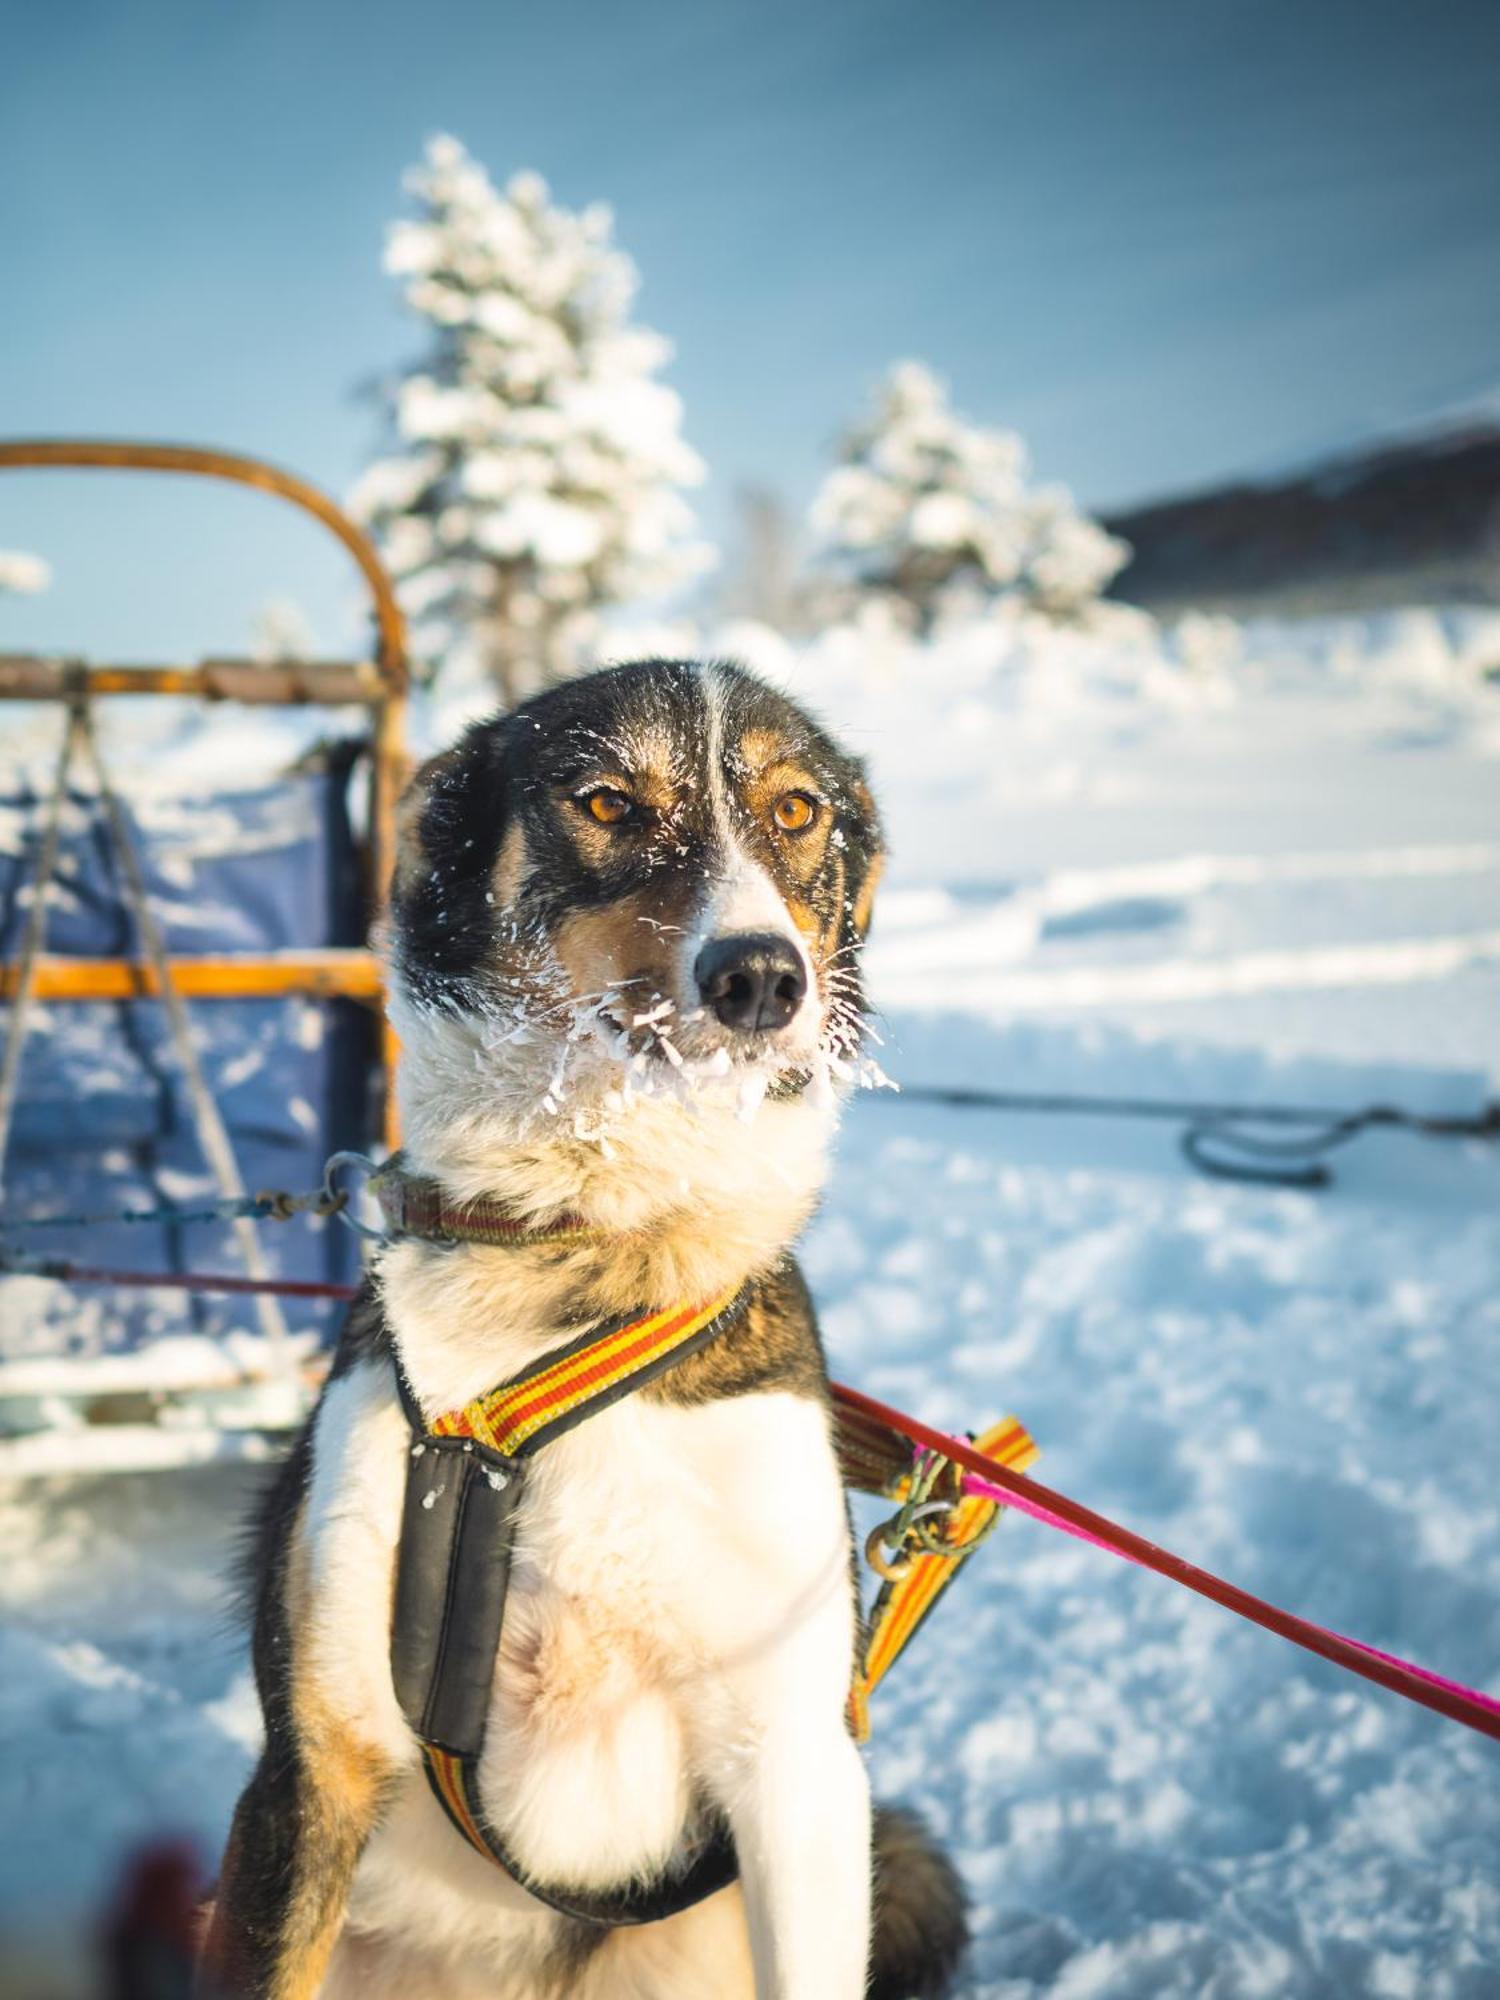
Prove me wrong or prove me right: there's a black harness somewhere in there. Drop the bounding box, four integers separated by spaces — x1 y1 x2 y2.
375 1161 1031 1925
389 1289 747 1927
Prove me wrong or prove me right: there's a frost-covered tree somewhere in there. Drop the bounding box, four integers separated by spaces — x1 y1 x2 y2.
352 137 713 705
811 361 1128 629
0 550 51 596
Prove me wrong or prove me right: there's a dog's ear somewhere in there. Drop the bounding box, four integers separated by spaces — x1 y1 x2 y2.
389 718 513 1000
841 770 885 945
392 746 457 901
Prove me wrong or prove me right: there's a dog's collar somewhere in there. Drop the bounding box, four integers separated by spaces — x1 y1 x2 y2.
372 1154 604 1249
368 1059 817 1249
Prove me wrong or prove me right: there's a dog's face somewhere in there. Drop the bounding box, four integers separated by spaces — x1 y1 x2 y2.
388 659 883 1137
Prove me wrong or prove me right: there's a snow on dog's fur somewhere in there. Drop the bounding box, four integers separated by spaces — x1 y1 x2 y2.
201 660 966 2000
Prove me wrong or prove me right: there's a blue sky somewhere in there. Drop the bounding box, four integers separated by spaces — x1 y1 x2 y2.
2 0 1497 660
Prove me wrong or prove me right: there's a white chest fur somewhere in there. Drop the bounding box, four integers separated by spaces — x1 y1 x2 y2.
475 1388 855 1888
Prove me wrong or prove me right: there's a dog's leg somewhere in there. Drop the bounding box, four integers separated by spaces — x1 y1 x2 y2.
200 1358 410 1999
730 1706 872 2000
710 1457 873 2000
198 1702 394 2000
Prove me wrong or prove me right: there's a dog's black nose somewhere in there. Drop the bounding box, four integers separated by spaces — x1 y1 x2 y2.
695 933 807 1033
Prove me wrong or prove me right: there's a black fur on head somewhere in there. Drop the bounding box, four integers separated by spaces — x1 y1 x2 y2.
388 659 884 1077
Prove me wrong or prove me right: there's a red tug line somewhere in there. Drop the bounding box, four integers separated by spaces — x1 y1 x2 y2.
18 1257 1500 1745
12 1261 360 1301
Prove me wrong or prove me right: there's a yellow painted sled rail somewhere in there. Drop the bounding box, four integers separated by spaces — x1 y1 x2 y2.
0 950 384 1004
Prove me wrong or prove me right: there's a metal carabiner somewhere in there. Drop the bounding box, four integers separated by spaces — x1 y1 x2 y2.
864 1500 955 1582
322 1151 389 1241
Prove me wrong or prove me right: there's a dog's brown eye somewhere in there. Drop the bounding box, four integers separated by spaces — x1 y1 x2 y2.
773 792 818 834
584 789 634 826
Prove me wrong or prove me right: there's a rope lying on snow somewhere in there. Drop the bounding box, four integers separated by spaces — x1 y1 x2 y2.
3 1251 1497 1746
876 1084 1500 1188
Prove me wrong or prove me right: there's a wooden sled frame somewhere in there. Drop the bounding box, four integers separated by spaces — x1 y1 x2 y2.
0 440 409 1141
0 441 409 1476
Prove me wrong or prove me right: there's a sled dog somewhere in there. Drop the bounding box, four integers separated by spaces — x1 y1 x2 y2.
202 659 967 2000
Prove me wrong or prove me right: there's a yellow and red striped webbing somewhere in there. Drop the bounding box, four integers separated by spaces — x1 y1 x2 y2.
847 1413 1038 1740
431 1289 743 1459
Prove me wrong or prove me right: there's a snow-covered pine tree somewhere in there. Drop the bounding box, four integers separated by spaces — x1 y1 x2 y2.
811 361 1128 630
352 137 712 706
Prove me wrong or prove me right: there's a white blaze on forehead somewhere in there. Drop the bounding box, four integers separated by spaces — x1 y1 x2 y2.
699 845 807 944
699 660 736 841
683 666 815 1012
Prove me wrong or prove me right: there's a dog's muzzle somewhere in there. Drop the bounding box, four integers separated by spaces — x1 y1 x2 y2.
694 932 807 1034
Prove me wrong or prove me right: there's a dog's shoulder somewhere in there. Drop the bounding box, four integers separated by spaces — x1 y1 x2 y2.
643 1252 828 1413
238 1283 396 1675
327 1276 397 1383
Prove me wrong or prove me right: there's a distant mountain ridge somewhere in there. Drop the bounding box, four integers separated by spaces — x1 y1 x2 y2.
1104 424 1500 615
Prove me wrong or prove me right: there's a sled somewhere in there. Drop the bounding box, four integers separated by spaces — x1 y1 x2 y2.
0 440 410 1475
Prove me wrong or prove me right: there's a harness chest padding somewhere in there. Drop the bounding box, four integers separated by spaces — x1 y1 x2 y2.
392 1436 524 1757
387 1289 752 1927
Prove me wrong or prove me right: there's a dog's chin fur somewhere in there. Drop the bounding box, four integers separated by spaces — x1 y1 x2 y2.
384 980 849 1346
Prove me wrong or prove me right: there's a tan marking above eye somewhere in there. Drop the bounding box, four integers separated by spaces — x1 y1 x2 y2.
491 821 529 907
773 791 818 833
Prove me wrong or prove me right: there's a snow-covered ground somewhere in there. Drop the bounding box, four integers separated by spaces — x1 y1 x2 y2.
2 609 1499 1996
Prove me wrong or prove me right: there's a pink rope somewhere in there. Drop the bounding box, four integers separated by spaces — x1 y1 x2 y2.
960 1468 1500 1730
19 1258 1499 1740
